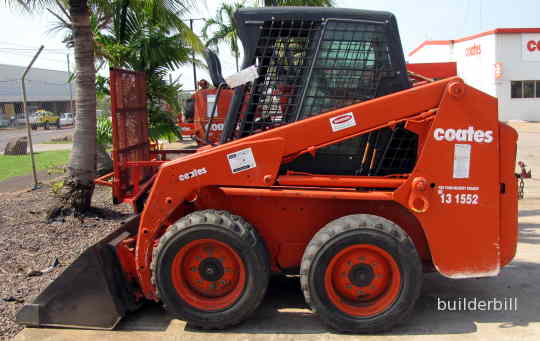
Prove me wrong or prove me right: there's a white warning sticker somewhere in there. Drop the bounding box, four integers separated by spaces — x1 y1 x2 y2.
453 144 471 179
329 112 356 132
207 94 217 118
227 148 257 174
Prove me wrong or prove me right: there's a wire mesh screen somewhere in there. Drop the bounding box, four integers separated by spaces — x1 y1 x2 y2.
296 20 391 120
374 126 418 176
231 16 417 176
235 18 395 138
110 69 151 200
237 19 322 137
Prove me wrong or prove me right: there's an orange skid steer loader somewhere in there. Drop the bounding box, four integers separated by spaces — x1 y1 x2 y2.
178 50 235 145
17 7 518 333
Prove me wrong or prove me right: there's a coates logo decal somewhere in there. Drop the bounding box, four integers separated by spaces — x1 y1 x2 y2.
179 167 207 181
465 44 481 57
433 127 493 143
527 40 540 52
522 34 540 61
330 112 356 132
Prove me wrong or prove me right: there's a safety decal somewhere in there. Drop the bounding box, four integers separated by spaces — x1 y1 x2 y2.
227 147 257 174
453 144 471 179
207 94 217 118
329 112 356 132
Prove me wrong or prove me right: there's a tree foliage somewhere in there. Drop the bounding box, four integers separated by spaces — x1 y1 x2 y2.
202 0 335 73
201 1 246 72
94 1 202 142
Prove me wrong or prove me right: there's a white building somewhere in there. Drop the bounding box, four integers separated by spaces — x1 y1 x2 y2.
408 28 540 121
0 64 74 126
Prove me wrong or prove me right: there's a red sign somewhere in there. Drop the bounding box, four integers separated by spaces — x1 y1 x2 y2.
332 115 353 125
527 40 540 51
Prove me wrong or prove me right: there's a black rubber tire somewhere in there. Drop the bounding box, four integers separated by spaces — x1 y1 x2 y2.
152 209 270 329
300 214 422 333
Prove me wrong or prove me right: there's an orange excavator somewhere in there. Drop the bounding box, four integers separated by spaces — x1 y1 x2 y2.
17 7 518 333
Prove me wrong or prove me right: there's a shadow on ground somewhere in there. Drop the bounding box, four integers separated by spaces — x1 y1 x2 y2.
117 259 540 335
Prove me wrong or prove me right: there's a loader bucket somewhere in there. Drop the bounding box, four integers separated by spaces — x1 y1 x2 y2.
16 215 141 330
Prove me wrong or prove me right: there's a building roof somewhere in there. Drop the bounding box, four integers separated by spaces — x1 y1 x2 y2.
0 64 73 102
409 28 540 57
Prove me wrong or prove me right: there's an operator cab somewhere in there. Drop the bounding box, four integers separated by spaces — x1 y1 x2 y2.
222 7 417 176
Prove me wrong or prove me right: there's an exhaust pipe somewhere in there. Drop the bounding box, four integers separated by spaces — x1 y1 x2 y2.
16 215 142 330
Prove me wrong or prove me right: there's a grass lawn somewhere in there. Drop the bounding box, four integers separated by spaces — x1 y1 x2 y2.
0 150 71 182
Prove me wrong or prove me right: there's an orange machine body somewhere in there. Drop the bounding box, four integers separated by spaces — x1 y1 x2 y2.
180 88 234 144
128 77 518 300
407 62 458 80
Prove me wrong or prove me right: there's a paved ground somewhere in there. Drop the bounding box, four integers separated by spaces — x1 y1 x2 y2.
13 123 540 341
0 127 74 152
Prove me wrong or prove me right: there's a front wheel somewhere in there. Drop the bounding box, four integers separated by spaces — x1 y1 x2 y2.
152 210 270 329
300 214 422 333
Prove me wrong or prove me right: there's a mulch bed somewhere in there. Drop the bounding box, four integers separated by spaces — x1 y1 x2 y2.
0 185 133 340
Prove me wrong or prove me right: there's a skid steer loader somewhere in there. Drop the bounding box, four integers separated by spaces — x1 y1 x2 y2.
178 50 235 145
17 7 518 333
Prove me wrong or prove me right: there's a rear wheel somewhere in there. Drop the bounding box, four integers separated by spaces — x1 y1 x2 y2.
300 214 422 333
152 209 270 329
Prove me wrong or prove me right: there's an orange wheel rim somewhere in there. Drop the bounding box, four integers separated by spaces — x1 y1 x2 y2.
324 244 401 317
171 239 246 311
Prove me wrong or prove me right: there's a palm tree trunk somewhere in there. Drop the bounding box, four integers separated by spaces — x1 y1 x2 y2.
235 54 239 72
49 0 96 218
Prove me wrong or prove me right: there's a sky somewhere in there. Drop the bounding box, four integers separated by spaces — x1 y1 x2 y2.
0 0 539 91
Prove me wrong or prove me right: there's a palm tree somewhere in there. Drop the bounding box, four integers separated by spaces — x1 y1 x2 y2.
96 1 203 142
201 1 245 72
7 0 196 218
202 0 334 73
6 0 99 216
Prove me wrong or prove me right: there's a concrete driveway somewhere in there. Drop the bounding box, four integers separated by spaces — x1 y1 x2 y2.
14 123 540 341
